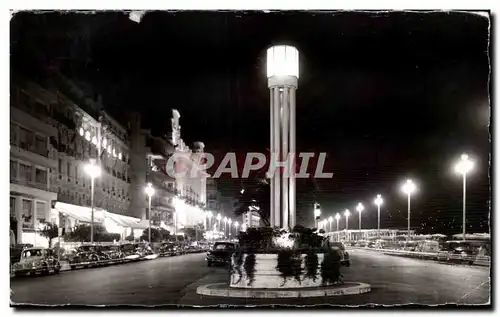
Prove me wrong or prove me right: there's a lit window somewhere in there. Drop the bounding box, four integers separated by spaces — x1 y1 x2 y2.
79 128 84 136
85 131 91 141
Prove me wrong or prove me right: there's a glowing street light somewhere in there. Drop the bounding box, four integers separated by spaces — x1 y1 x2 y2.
314 202 321 228
335 213 341 242
234 221 239 232
356 203 364 240
144 183 155 244
344 209 351 241
402 179 417 241
84 159 101 243
216 213 222 232
228 218 232 237
455 153 475 241
374 194 384 239
328 216 333 233
223 217 228 237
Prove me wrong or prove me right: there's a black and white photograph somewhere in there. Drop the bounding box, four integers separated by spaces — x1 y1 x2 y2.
8 9 491 307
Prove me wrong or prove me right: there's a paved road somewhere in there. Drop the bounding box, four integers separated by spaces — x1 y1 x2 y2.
10 249 490 306
179 249 491 306
11 253 213 306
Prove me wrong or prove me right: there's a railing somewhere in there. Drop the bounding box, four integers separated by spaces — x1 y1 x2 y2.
10 177 55 192
348 246 491 267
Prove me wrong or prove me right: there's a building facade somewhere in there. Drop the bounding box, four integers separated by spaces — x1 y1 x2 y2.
10 74 59 245
128 110 208 235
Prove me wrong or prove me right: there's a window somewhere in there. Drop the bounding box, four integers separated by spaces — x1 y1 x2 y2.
36 201 46 221
67 162 72 177
19 163 32 183
35 168 47 184
34 135 47 157
19 127 34 151
10 197 15 218
22 199 33 229
10 160 17 180
10 124 17 145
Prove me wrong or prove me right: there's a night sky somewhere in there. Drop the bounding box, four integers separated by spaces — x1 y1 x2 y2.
11 11 490 233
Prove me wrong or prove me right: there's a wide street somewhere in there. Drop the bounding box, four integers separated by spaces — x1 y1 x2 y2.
10 249 490 306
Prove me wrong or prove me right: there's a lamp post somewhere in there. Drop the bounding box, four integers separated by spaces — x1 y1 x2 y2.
144 183 155 244
228 219 232 237
344 209 350 241
84 159 101 243
267 45 299 229
216 213 222 234
328 216 333 233
402 179 417 241
207 211 213 230
374 195 384 239
223 217 228 237
335 213 340 242
356 203 364 241
234 221 239 237
455 153 474 241
314 202 321 228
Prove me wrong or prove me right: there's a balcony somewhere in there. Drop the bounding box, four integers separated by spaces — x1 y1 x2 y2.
10 106 57 138
10 178 57 201
10 144 57 170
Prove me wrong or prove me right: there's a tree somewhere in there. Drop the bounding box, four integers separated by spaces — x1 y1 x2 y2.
40 223 59 248
233 177 270 226
140 228 170 242
64 224 120 242
184 227 198 241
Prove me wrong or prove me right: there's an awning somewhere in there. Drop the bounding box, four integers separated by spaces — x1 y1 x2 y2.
136 219 158 230
105 212 143 229
54 202 105 224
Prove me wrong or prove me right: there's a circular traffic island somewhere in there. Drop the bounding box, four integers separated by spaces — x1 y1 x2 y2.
197 226 371 299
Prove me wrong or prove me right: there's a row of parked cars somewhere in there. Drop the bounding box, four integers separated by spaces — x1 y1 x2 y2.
350 239 490 265
10 242 157 277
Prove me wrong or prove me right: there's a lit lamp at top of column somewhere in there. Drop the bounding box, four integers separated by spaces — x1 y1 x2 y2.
267 45 299 84
454 153 475 241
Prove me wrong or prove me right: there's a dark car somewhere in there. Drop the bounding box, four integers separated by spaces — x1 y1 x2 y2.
101 245 125 263
158 242 178 256
68 244 110 269
134 243 155 259
437 241 479 265
12 248 61 277
120 243 140 261
206 242 236 267
329 242 350 267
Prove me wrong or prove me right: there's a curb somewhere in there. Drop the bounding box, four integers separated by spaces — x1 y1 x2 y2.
196 282 371 298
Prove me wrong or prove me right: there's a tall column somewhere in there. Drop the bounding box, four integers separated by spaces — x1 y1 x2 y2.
273 87 281 227
289 88 296 229
267 45 299 229
270 89 275 227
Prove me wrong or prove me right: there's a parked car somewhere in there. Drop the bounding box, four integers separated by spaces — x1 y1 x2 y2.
134 243 154 259
206 242 236 267
101 245 125 263
329 242 351 267
437 241 478 265
12 247 61 277
120 243 141 261
158 242 179 256
68 244 110 269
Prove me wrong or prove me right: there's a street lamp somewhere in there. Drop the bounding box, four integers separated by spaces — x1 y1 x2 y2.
356 203 364 241
374 194 384 239
344 209 350 241
328 216 333 233
402 179 417 241
216 213 222 233
223 217 228 237
314 202 321 228
144 183 155 244
84 159 101 243
455 153 474 241
228 219 232 237
335 213 341 242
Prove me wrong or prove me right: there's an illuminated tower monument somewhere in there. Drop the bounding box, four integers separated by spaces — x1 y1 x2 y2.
267 45 299 229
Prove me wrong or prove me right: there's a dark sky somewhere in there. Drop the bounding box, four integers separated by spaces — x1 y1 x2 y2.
11 11 491 233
